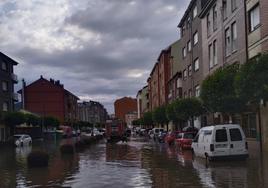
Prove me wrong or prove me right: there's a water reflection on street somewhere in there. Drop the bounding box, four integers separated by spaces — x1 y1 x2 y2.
0 137 267 187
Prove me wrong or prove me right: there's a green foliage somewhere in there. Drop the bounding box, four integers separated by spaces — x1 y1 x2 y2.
152 106 168 125
132 119 140 126
200 64 243 114
166 103 178 123
43 116 60 128
235 54 268 104
4 112 26 127
143 112 153 126
174 98 204 121
25 114 40 126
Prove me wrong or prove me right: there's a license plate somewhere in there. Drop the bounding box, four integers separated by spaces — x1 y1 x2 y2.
215 144 228 148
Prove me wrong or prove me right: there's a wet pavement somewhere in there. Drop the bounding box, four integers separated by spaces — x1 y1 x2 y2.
0 136 267 188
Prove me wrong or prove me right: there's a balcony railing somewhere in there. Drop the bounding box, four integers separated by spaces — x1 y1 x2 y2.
11 73 18 83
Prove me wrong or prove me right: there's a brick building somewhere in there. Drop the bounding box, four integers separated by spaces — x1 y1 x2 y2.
114 97 137 122
0 52 18 142
136 85 149 119
19 76 79 123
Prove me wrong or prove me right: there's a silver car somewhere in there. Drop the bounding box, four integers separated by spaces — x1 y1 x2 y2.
14 134 32 147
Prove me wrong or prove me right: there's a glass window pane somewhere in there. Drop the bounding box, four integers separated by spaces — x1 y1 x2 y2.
230 128 242 141
215 129 228 142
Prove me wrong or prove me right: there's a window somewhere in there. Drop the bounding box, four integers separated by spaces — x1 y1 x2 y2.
193 32 198 45
213 5 217 31
213 40 217 65
183 47 186 58
195 85 200 97
2 81 8 91
194 58 199 71
187 17 191 29
187 41 191 52
184 91 187 98
249 5 260 32
223 0 227 20
2 102 8 111
225 27 231 56
231 0 237 11
231 22 237 52
1 62 7 71
209 44 213 68
207 13 211 37
181 24 186 37
230 128 242 141
215 129 228 142
188 64 192 76
193 5 198 18
183 69 187 79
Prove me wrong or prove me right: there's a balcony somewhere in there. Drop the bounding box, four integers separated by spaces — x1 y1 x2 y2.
11 73 18 83
13 93 19 101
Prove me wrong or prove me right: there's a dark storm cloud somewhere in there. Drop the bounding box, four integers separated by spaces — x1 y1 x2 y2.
0 0 189 113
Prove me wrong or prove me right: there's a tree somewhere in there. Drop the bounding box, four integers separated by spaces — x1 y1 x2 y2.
152 106 168 129
4 112 26 135
166 102 180 130
25 114 40 126
235 54 268 149
43 116 60 128
235 54 268 104
200 64 244 122
174 98 204 127
143 112 153 128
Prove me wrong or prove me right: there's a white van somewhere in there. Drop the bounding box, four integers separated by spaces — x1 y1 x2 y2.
151 128 164 139
191 124 248 161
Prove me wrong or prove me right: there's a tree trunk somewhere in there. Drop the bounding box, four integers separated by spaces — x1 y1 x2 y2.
257 105 263 152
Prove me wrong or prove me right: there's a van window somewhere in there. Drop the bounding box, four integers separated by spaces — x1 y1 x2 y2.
155 129 159 133
215 129 228 142
230 128 242 141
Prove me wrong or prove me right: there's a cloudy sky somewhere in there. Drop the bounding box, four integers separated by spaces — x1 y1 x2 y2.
0 0 189 113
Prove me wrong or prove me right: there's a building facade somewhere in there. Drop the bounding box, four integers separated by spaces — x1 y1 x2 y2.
0 52 18 142
125 111 138 127
114 97 137 122
77 101 108 125
136 85 149 119
20 76 79 123
178 0 207 99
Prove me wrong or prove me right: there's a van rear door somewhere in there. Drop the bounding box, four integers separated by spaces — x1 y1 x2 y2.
228 127 245 155
214 128 229 156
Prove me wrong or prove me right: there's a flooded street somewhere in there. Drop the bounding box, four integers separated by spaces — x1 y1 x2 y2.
0 137 267 188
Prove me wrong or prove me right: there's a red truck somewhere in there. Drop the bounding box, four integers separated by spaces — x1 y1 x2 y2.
105 119 126 143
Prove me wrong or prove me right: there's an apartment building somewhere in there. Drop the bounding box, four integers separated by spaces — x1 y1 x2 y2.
178 0 207 99
19 76 79 123
0 52 18 142
148 63 160 111
136 85 149 119
77 101 108 125
200 0 247 77
168 40 183 103
114 97 137 123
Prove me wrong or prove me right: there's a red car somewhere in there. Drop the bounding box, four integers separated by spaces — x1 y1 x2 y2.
165 131 178 145
175 132 196 149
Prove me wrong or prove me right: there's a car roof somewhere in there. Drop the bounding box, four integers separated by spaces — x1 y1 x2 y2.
200 124 241 130
14 134 29 136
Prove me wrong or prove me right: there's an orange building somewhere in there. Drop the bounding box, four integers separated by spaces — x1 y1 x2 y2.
114 97 137 122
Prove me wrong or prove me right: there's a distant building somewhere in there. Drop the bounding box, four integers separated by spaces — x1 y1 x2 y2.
0 52 19 142
77 101 108 125
18 76 79 124
125 111 138 127
114 97 137 122
136 85 149 119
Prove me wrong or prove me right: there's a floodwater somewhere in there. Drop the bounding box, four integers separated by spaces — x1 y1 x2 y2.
0 136 267 188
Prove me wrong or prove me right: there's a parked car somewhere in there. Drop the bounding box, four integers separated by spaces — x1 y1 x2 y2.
158 131 167 143
191 124 249 161
165 132 177 145
14 134 32 147
176 132 196 150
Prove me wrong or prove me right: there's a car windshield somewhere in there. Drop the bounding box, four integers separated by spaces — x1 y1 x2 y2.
14 135 22 139
184 133 194 139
